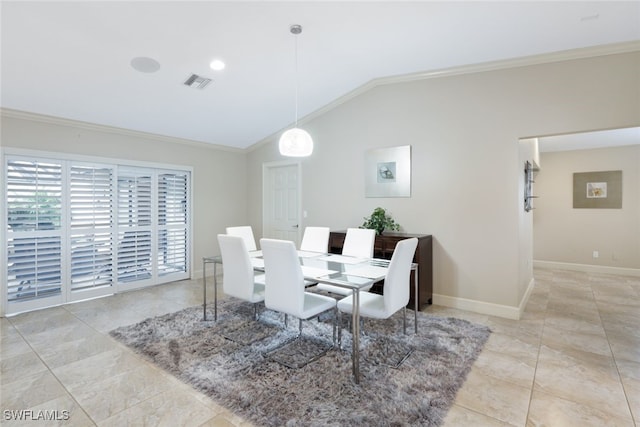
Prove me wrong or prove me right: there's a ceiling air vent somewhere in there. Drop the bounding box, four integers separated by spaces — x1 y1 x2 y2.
183 74 212 89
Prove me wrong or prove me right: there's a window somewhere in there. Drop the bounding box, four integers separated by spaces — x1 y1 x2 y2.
69 164 114 292
7 159 63 303
157 172 188 277
3 153 191 314
117 168 153 284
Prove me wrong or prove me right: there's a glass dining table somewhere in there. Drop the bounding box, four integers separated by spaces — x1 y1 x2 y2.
202 250 418 384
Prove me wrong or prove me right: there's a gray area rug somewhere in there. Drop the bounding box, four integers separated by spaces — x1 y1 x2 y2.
110 299 491 426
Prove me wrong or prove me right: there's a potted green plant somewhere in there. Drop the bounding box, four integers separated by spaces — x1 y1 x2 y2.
361 207 400 235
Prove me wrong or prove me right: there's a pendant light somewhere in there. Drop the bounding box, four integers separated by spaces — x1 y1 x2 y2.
279 24 313 157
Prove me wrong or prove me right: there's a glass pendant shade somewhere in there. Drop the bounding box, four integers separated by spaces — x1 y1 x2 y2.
279 127 313 157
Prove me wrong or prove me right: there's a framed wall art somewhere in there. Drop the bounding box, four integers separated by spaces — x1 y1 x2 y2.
524 160 538 212
365 145 411 198
573 170 622 209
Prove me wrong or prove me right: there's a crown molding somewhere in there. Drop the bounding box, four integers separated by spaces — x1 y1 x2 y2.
376 40 640 86
0 108 245 153
249 41 640 153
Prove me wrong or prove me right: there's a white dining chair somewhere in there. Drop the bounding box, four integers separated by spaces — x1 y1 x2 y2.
225 225 266 284
299 226 330 287
300 226 330 253
316 227 376 296
342 227 376 258
226 226 257 252
217 234 265 319
260 238 337 344
337 237 418 335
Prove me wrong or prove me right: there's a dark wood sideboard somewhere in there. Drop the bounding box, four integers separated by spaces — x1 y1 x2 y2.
328 231 433 309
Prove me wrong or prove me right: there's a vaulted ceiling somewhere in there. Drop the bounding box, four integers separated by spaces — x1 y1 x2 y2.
2 1 639 150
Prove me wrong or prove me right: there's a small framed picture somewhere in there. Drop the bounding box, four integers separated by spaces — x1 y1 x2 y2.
573 171 622 208
365 145 411 198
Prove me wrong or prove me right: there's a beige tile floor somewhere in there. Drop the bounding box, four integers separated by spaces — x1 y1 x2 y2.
1 268 638 426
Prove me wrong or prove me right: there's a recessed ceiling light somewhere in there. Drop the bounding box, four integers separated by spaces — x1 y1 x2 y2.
209 59 226 71
130 56 160 73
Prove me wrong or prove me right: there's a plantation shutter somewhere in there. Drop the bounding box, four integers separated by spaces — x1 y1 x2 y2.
4 152 191 314
157 172 188 276
117 169 153 283
69 164 114 292
6 159 63 302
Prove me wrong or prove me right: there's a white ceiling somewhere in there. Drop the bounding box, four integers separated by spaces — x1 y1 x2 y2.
2 1 639 150
538 127 640 152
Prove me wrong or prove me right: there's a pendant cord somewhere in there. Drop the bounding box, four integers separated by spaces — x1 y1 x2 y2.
294 33 299 128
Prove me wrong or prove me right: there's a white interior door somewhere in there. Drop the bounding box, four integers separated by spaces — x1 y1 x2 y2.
263 162 301 243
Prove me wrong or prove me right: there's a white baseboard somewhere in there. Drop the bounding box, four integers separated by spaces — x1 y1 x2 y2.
518 278 536 319
534 260 640 277
433 293 521 320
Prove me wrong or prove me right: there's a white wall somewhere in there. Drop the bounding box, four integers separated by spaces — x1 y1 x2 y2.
0 113 249 278
534 145 640 270
247 50 640 318
518 138 539 313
